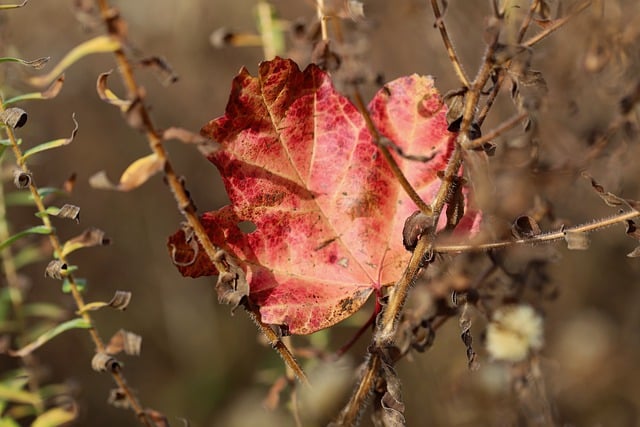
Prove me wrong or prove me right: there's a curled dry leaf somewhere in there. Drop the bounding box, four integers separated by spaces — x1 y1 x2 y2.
91 352 121 373
90 153 164 192
61 227 110 257
372 361 406 427
77 290 131 314
105 329 141 356
139 56 179 85
96 71 132 112
54 204 81 222
511 215 542 239
144 408 170 427
168 57 481 334
583 172 629 208
108 388 131 409
402 211 434 251
1 107 28 128
13 170 32 188
563 230 590 250
44 260 68 279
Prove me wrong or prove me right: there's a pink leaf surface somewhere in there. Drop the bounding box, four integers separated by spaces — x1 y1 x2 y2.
168 57 478 334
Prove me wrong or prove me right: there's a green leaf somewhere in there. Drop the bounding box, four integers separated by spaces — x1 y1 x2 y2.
28 36 120 88
31 406 77 427
0 1 29 11
2 76 64 107
61 278 86 294
0 226 52 251
22 114 78 161
13 244 47 270
4 187 67 206
9 318 91 357
0 417 21 427
0 384 40 406
22 303 66 320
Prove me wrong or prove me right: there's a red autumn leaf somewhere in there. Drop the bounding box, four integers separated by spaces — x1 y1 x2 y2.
168 57 479 334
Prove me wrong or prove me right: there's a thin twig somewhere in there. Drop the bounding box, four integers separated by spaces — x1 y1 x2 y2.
430 0 470 88
95 0 309 386
523 0 591 47
463 111 528 149
351 89 432 215
433 209 640 253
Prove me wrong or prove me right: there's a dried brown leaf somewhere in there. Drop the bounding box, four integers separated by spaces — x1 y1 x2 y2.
511 215 542 239
55 204 81 222
106 329 141 356
96 71 131 112
627 246 640 258
1 107 28 128
139 56 178 85
402 211 434 251
91 352 121 373
44 260 67 279
89 153 164 191
564 230 590 250
144 408 170 427
61 227 110 257
13 170 32 189
108 388 130 409
372 362 405 427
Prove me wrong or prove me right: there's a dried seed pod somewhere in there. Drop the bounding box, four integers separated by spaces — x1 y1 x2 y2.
13 170 32 189
44 260 68 279
91 352 121 373
107 388 130 409
511 215 542 239
106 329 141 356
1 108 28 128
402 211 434 251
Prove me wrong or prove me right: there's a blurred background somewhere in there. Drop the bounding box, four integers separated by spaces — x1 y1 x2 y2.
1 0 640 426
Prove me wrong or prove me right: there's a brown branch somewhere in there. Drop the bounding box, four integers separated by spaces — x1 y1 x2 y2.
433 209 640 253
523 0 591 48
351 88 433 216
430 0 470 88
463 111 528 149
95 0 308 386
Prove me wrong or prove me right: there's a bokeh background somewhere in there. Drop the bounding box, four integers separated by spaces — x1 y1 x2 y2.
2 0 640 426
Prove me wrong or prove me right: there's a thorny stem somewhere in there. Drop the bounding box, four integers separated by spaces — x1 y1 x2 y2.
430 0 470 88
433 209 640 253
95 0 309 385
0 103 152 426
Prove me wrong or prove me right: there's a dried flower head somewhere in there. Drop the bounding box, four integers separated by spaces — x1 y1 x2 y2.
486 305 544 362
